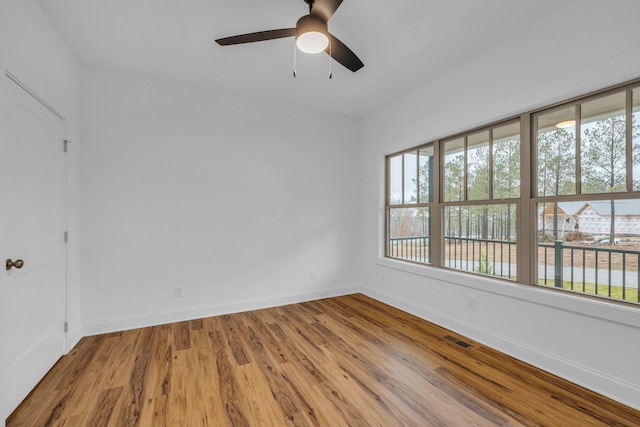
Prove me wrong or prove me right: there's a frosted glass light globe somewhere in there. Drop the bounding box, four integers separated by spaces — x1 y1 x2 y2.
296 31 329 54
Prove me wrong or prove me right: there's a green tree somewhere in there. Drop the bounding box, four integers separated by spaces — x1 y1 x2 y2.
467 146 489 201
537 128 576 238
410 156 433 204
493 137 520 241
468 146 490 239
581 115 640 244
475 252 493 275
444 155 464 238
538 128 576 197
493 137 520 199
408 157 432 241
415 164 431 238
581 115 627 193
444 154 464 202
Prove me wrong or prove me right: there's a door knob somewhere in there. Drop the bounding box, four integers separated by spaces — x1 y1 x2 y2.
6 259 24 271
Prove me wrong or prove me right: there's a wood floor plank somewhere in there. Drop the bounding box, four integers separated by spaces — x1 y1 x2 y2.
235 363 289 426
236 323 308 423
191 327 225 426
218 315 252 366
87 386 123 427
167 348 190 426
113 353 147 427
270 311 330 366
7 294 640 426
137 327 172 427
278 362 348 427
173 321 191 351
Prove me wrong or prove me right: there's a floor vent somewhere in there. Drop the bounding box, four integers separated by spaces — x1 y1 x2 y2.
443 335 472 349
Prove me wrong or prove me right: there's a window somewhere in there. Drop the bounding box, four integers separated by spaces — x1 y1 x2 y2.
534 88 640 303
442 121 520 279
386 147 433 264
386 120 520 280
385 78 640 305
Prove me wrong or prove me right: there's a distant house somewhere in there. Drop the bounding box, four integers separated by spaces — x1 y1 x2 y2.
576 200 640 236
539 200 640 237
539 202 583 237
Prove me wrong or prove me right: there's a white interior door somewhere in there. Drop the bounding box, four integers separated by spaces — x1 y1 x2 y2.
0 72 67 421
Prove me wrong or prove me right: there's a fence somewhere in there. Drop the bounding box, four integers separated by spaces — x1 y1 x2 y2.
388 236 430 263
538 240 640 301
443 236 516 279
388 236 640 302
388 236 516 278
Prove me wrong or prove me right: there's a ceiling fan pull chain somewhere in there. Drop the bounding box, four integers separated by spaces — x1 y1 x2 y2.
293 40 297 78
329 37 333 79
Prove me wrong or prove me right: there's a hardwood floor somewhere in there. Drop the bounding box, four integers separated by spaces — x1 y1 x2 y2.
7 294 640 426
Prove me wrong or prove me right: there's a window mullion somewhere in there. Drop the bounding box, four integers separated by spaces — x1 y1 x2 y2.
520 113 533 286
401 154 405 204
416 150 420 204
385 157 390 205
432 141 441 268
463 136 468 201
626 89 633 192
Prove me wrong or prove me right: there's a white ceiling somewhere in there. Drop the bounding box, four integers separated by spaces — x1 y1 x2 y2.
37 0 573 117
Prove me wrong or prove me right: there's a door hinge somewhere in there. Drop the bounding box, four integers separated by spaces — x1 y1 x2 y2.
64 231 68 243
64 139 71 152
64 321 68 333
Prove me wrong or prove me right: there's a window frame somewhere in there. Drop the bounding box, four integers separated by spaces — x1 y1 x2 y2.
385 144 436 265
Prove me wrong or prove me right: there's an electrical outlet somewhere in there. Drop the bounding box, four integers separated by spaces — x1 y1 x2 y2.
174 286 183 297
381 273 386 283
309 271 317 281
467 295 476 310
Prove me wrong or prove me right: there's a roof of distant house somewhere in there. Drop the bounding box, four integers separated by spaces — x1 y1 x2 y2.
582 200 640 216
556 202 587 216
540 200 640 217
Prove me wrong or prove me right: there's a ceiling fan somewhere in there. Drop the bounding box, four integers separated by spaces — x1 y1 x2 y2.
215 0 364 72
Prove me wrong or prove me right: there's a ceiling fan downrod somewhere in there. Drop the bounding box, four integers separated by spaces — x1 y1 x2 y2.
303 0 315 14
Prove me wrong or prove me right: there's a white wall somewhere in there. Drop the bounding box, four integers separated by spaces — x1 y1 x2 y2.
0 0 82 420
80 68 361 333
360 0 640 410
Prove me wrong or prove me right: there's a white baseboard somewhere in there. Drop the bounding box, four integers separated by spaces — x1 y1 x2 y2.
360 287 640 412
82 285 363 336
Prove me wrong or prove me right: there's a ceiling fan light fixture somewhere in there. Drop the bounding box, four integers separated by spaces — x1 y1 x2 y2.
295 15 328 54
296 31 329 53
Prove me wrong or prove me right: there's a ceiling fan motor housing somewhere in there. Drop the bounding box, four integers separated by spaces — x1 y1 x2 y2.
296 15 328 38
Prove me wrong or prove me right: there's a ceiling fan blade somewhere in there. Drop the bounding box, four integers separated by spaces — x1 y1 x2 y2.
310 0 343 22
215 28 296 46
326 34 364 72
